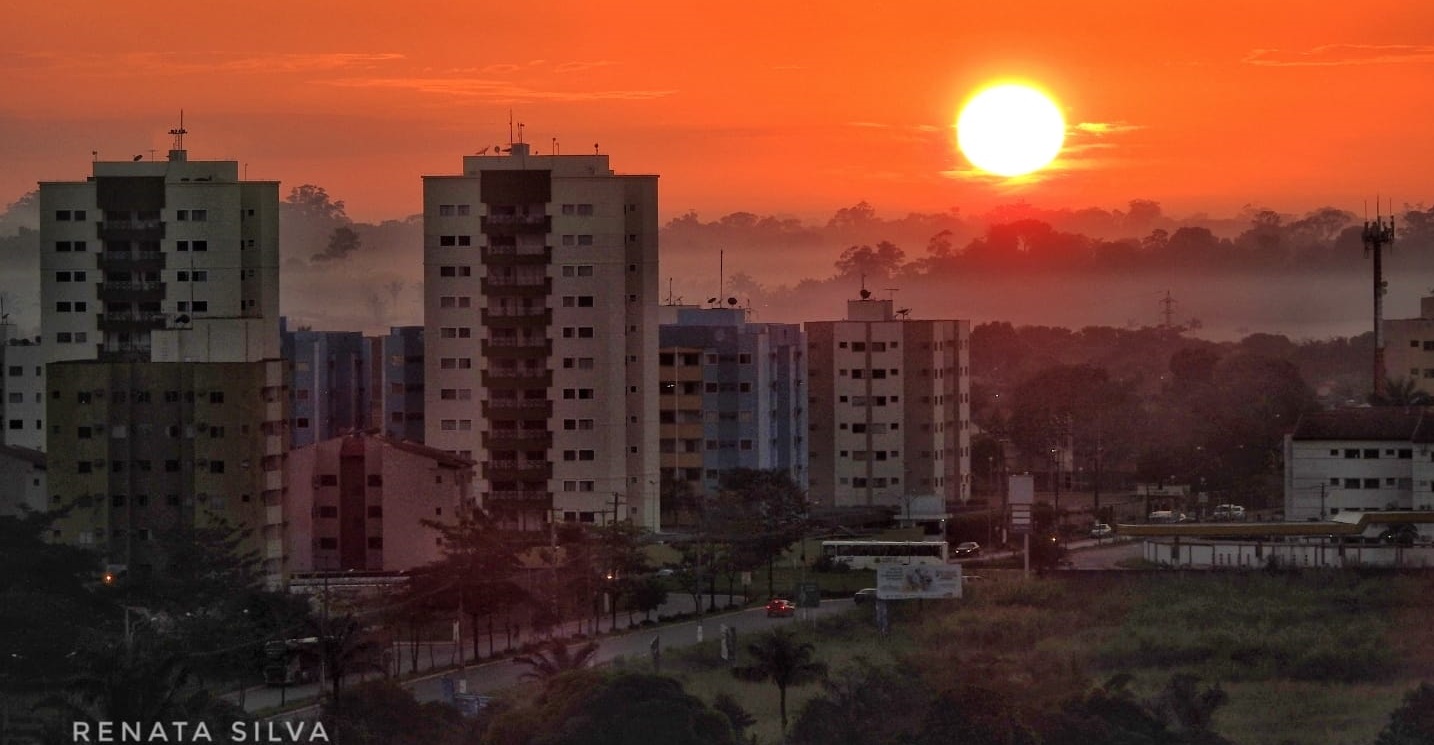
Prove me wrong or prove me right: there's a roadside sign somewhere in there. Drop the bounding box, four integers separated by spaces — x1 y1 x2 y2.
795 581 821 608
1011 504 1033 534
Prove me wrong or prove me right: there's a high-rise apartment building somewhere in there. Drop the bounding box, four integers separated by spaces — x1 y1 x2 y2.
658 306 807 518
805 296 971 511
282 320 366 448
369 325 424 442
40 136 288 581
423 142 659 532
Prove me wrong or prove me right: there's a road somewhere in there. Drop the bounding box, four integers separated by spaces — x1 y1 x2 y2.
257 597 854 722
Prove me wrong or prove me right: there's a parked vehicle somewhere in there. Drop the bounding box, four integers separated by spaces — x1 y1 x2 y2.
1211 504 1246 521
765 598 796 617
853 588 878 605
953 541 982 558
1090 523 1114 538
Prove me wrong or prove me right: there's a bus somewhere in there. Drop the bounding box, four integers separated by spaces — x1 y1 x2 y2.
820 540 949 569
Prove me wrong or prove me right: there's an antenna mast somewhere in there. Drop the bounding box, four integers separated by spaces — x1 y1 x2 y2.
168 110 187 151
1364 199 1396 399
1160 291 1176 328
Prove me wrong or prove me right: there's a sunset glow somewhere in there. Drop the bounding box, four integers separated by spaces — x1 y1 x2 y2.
956 84 1065 177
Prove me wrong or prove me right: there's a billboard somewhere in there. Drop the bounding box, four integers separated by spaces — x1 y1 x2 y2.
876 563 963 600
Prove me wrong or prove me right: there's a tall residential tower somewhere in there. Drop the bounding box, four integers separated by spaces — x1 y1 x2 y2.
423 142 659 532
40 135 288 581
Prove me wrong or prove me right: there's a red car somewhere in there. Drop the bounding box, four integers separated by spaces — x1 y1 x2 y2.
765 599 796 618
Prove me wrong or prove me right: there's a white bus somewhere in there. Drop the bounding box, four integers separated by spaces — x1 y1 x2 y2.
820 540 950 569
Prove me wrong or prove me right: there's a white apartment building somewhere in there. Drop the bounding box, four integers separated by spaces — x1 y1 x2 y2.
805 296 971 511
1284 408 1434 528
1 324 47 450
1385 295 1434 397
39 136 289 581
423 142 659 532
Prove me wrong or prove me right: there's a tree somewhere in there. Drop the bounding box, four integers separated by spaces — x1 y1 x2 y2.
789 658 926 745
484 671 735 745
420 507 523 662
709 469 808 598
630 575 668 623
284 184 349 224
711 693 756 744
323 679 470 745
511 639 601 683
917 685 1036 745
1370 377 1432 407
834 241 905 279
731 628 827 736
313 225 362 262
1376 682 1434 745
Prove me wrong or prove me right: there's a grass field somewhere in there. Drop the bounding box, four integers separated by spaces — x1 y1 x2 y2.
619 570 1434 745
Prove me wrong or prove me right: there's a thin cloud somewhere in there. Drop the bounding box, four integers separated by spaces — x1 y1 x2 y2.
323 76 675 102
3 51 405 76
553 60 619 73
1073 121 1143 135
1244 44 1434 67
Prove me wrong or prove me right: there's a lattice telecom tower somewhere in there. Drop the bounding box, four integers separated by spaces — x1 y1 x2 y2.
1364 205 1396 399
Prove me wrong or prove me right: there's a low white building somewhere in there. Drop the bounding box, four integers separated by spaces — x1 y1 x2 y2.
1283 408 1434 528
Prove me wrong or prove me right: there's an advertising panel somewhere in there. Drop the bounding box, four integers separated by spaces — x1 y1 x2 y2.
875 562 963 600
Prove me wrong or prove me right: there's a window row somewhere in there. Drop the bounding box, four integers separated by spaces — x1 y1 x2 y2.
438 235 473 246
560 204 595 216
437 204 472 217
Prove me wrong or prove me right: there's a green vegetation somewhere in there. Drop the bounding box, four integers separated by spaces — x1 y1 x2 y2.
605 571 1434 745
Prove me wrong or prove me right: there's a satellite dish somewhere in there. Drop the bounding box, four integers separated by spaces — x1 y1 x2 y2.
174 314 191 325
727 297 737 306
707 297 718 304
859 289 871 300
133 155 143 161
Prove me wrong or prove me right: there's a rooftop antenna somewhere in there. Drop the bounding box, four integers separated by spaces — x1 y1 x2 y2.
517 122 525 144
859 273 871 300
719 249 724 306
508 110 514 144
1160 290 1176 328
168 109 187 151
1363 195 1396 399
552 137 559 155
91 150 98 162
884 287 899 301
593 142 599 154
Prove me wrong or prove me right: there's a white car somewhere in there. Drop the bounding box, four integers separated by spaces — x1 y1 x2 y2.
1090 523 1114 538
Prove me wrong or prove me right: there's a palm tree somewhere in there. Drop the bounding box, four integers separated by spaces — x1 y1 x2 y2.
1372 376 1433 407
511 639 601 682
731 628 827 738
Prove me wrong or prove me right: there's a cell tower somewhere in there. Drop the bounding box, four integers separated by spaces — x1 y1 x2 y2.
1364 203 1396 399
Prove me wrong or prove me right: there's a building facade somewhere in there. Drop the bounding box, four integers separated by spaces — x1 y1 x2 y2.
282 320 366 448
658 306 807 514
805 297 971 511
286 432 473 573
1283 408 1434 526
1384 296 1434 397
39 140 288 580
0 443 45 517
423 142 659 532
371 325 424 442
1 324 47 451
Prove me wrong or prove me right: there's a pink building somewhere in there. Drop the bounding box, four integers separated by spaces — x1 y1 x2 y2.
287 432 475 573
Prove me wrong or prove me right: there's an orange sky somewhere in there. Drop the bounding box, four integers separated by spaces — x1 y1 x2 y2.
4 1 1433 223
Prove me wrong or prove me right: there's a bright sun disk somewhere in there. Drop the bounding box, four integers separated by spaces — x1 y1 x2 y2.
957 84 1065 178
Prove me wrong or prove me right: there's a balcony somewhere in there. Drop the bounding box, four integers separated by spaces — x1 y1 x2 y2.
99 251 166 272
483 429 553 448
481 337 551 359
481 368 552 389
487 490 551 503
483 461 552 480
98 347 152 363
480 214 551 236
99 280 165 303
481 307 551 328
98 219 165 242
481 245 551 265
97 311 168 332
482 399 552 417
481 276 551 298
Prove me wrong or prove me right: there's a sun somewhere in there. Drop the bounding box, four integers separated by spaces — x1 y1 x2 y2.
956 84 1066 178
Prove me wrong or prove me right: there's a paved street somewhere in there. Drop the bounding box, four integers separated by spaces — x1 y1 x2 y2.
248 595 852 720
